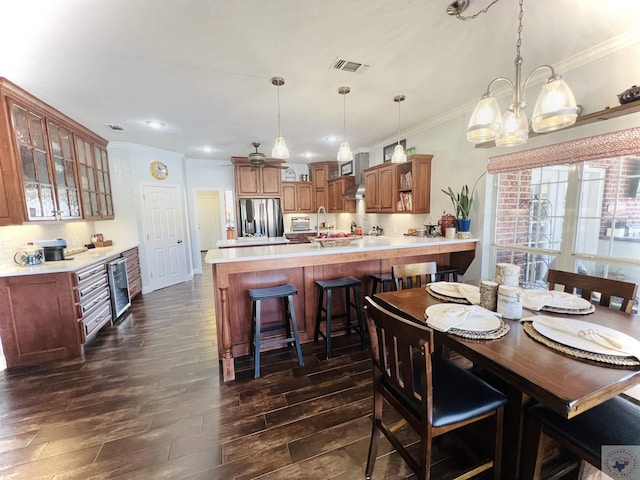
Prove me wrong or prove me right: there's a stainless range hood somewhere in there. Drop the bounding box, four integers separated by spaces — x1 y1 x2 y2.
342 152 368 199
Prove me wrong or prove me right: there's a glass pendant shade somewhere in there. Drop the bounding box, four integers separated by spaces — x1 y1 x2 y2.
495 108 529 147
337 141 353 162
271 136 289 159
391 144 407 163
531 77 578 133
467 94 502 143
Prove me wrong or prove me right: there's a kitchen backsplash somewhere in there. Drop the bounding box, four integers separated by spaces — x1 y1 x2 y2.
0 223 96 270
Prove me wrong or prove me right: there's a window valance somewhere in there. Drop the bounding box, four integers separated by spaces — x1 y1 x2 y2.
487 126 640 174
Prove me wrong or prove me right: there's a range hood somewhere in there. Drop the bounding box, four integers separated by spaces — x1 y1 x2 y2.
342 152 368 199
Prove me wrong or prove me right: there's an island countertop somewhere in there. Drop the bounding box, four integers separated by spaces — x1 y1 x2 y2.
205 235 478 382
206 236 478 264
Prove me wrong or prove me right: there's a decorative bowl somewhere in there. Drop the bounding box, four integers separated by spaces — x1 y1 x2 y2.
308 235 362 247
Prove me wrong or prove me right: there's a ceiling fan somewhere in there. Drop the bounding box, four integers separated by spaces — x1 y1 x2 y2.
247 142 287 169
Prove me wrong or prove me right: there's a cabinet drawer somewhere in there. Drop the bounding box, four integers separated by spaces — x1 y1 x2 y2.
83 302 112 337
74 273 109 303
75 262 107 284
129 276 142 299
77 285 110 317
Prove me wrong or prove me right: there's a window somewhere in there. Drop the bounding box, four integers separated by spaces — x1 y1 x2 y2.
489 127 640 291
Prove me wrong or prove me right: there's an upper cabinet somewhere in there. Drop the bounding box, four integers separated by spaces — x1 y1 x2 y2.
364 154 432 214
0 77 113 225
327 176 356 213
75 135 113 220
282 181 314 213
232 157 283 198
309 161 338 210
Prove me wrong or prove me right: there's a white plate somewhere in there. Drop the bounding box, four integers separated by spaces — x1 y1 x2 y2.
522 290 592 311
531 318 639 356
428 282 480 300
425 304 501 332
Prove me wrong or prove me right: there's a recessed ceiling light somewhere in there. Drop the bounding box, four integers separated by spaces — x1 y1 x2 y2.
146 120 165 129
202 146 213 153
304 152 313 158
326 136 340 143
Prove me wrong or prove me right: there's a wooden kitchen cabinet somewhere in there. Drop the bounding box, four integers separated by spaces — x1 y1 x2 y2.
0 272 83 368
282 182 314 213
73 261 112 340
233 157 283 198
121 247 142 299
327 176 356 213
396 154 432 214
0 77 113 225
310 161 338 210
364 163 396 213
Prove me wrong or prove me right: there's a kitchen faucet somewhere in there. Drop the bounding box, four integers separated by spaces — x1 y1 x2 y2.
317 206 328 236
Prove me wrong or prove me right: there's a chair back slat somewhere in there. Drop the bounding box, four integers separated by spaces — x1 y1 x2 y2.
365 296 433 406
547 269 638 313
392 262 438 291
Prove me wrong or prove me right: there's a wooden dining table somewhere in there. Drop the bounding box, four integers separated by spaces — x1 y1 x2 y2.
373 288 640 479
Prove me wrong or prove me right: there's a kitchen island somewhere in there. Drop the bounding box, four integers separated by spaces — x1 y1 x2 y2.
205 236 478 381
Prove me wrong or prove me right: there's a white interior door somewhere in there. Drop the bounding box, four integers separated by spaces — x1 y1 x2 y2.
196 190 222 250
142 184 187 291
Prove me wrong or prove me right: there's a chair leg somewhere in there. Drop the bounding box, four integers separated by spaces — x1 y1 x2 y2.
249 300 256 357
352 286 366 350
365 387 384 480
314 289 324 343
283 296 293 348
254 300 261 378
345 286 352 334
325 289 333 359
287 294 304 367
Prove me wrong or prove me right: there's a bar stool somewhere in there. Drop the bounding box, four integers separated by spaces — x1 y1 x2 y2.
436 265 459 282
248 284 304 378
369 272 394 297
314 277 366 359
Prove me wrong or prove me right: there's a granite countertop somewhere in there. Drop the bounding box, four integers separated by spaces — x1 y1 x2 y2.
0 244 139 277
205 236 478 265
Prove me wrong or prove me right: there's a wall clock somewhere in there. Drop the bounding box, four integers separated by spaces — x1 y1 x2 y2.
150 160 168 180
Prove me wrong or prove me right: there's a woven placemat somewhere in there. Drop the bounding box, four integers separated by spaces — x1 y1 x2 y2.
425 285 471 304
522 321 640 368
539 303 596 315
424 314 510 340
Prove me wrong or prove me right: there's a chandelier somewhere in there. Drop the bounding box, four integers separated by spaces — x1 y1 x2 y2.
460 0 578 147
391 95 407 163
271 76 289 159
337 86 354 162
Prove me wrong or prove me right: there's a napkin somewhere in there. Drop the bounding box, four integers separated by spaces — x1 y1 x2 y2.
428 282 481 305
426 304 500 332
522 315 640 360
522 290 592 311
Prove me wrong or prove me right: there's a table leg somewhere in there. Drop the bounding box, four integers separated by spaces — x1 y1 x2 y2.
502 384 526 479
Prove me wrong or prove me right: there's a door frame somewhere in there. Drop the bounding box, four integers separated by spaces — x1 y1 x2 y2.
191 188 228 274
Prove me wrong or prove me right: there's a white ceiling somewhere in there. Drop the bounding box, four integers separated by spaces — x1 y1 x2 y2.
1 0 639 163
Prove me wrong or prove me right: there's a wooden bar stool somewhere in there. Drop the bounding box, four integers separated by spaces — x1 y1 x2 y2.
248 284 304 378
369 272 394 296
314 277 366 359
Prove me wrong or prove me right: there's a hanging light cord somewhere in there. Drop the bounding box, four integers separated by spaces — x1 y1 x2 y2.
396 99 401 145
453 0 501 20
277 83 282 137
342 92 347 142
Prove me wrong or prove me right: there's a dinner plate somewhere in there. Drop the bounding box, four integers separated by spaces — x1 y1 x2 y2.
522 290 592 312
425 304 501 332
427 282 480 303
531 318 639 356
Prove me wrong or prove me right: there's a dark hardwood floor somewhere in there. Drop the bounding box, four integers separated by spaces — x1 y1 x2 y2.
0 271 491 479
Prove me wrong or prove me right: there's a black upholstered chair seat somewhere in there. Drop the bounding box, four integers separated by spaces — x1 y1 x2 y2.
382 355 507 428
528 397 640 462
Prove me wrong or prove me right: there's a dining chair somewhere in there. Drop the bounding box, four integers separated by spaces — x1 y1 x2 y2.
520 397 640 480
547 269 638 313
391 261 438 290
363 296 507 480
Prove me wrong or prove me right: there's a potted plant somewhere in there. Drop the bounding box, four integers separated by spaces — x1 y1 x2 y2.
441 173 485 232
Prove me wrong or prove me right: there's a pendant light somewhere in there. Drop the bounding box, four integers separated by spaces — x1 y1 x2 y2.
271 76 289 159
337 86 353 162
391 95 407 163
463 0 578 146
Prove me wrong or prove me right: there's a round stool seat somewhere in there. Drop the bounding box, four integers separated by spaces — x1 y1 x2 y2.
370 273 394 296
249 284 298 300
316 276 361 290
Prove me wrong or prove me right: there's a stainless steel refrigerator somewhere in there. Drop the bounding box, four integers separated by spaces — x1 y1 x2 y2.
238 198 285 237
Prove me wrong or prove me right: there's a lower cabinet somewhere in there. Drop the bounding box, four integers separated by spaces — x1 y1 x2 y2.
121 247 142 299
0 272 83 368
73 261 112 340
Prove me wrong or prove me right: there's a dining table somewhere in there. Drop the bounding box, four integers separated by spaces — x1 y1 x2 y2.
373 287 640 479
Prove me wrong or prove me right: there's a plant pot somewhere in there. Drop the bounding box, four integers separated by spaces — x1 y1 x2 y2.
457 218 471 232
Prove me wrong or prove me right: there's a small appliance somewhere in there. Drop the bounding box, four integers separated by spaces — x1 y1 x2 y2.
34 239 68 261
291 216 311 232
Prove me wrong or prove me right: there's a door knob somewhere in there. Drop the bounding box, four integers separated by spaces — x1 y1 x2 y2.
177 240 183 244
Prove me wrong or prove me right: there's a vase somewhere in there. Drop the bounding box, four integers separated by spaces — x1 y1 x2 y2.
457 218 471 232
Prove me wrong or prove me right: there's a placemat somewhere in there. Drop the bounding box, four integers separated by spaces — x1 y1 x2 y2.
425 313 510 340
522 321 640 368
425 285 471 304
539 304 596 315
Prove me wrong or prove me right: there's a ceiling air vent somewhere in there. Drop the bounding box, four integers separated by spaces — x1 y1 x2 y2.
330 58 371 74
105 123 127 133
